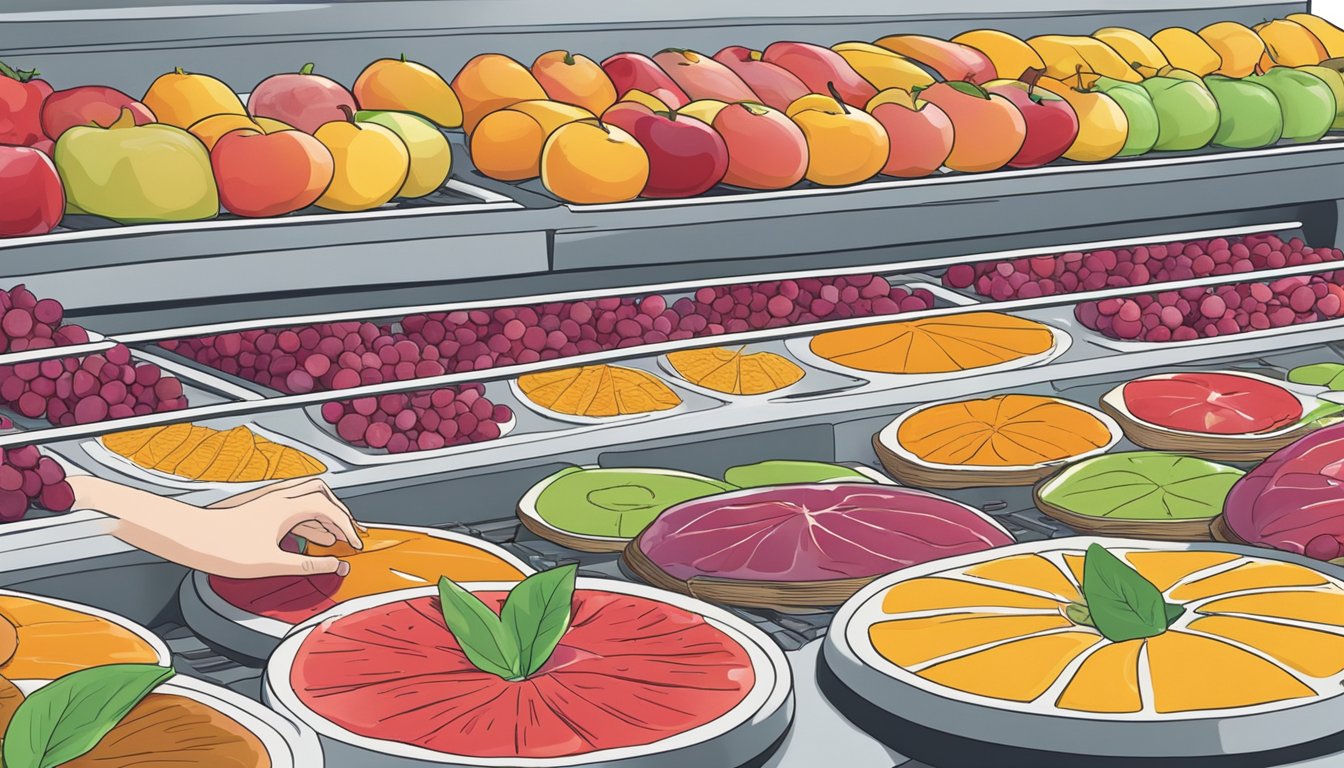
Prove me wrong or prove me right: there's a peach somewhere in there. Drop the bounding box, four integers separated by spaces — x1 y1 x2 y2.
652 49 758 102
681 100 807 189
785 90 888 186
713 47 810 112
916 81 1025 172
451 54 547 134
765 42 877 107
531 50 617 116
470 99 594 181
188 113 293 151
540 120 649 204
874 36 998 84
601 53 690 109
212 127 334 217
865 89 953 178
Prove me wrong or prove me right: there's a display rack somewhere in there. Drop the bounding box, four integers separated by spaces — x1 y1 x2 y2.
4 2 1344 767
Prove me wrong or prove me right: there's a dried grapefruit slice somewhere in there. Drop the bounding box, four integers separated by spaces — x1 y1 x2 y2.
518 364 681 419
827 538 1344 760
665 346 805 395
101 423 326 483
0 592 167 679
808 312 1055 375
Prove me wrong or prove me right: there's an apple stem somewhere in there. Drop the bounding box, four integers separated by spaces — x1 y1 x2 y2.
338 104 355 123
563 52 575 66
0 60 38 83
174 66 185 76
400 53 407 62
826 82 850 113
1020 67 1044 98
300 62 316 75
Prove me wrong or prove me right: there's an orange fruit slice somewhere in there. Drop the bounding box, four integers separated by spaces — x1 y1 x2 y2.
666 346 805 395
809 312 1054 374
518 365 681 417
894 394 1114 467
104 424 326 482
0 595 161 679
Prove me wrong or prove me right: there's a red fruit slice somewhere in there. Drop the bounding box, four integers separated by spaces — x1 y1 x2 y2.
289 590 753 759
1123 372 1302 435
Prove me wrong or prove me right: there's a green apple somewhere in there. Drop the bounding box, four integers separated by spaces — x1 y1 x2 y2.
1090 76 1159 156
1139 75 1220 151
354 109 451 198
1296 64 1344 130
1204 75 1284 148
54 108 218 224
1248 67 1336 143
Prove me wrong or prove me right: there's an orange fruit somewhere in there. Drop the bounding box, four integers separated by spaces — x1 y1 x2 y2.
518 364 681 418
895 394 1114 467
809 312 1055 374
451 54 548 134
470 100 594 181
531 50 618 116
104 424 325 482
0 594 162 679
665 346 805 395
540 120 649 204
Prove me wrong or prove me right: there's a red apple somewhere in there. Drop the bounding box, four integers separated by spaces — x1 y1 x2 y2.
762 42 877 107
0 60 52 147
865 89 954 178
212 126 335 218
602 101 727 197
681 100 806 189
0 145 63 237
42 86 156 140
601 53 690 109
983 72 1078 168
713 47 810 112
652 49 758 102
248 63 356 134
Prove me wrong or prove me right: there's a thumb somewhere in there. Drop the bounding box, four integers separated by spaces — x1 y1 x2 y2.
264 553 350 578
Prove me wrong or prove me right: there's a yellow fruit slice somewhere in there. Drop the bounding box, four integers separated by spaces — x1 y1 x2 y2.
324 528 527 603
1189 615 1344 678
264 442 327 478
235 445 272 483
172 430 228 480
1057 639 1143 713
881 577 1065 614
897 395 1112 467
871 612 1071 668
1124 550 1240 592
1146 631 1314 713
519 365 681 418
1169 562 1329 603
919 631 1102 702
0 596 159 679
0 674 20 734
809 313 1054 375
0 614 15 668
1198 590 1344 625
106 422 324 482
102 427 160 458
131 423 194 468
1063 553 1085 586
203 426 256 481
964 554 1081 602
159 426 216 474
666 346 805 395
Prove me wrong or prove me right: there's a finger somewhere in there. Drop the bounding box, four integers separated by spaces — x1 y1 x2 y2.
285 496 363 550
290 522 337 547
282 480 359 529
263 553 350 578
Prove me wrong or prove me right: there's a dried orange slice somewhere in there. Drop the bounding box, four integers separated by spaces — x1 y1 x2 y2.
0 593 165 679
102 424 326 482
665 346 805 395
809 312 1055 374
518 365 681 418
826 539 1344 760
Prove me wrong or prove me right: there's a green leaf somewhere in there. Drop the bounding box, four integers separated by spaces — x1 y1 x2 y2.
1300 399 1344 426
3 664 173 768
1081 543 1171 643
502 564 577 678
1330 370 1344 392
437 577 519 680
1064 602 1094 628
1289 363 1344 387
1164 601 1185 627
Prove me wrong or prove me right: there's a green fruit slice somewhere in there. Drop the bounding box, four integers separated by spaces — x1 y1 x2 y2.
1038 452 1242 520
530 467 733 538
723 460 875 488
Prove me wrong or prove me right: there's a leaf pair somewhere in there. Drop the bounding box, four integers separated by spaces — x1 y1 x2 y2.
1077 544 1183 643
3 664 172 768
437 564 577 681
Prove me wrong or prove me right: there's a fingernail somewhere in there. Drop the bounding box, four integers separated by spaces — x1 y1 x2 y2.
337 561 350 577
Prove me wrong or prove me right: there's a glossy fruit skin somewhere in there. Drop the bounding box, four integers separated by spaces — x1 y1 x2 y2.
452 54 548 134
865 92 954 178
693 101 807 189
712 47 809 112
601 53 690 109
1089 77 1159 157
1249 67 1336 143
652 49 758 103
1037 76 1131 162
531 51 617 116
763 42 877 107
540 120 649 204
0 64 52 148
356 109 451 197
142 69 245 129
471 100 593 181
874 35 998 84
983 81 1078 168
0 145 63 237
212 128 334 217
603 102 727 198
248 64 357 135
188 113 293 151
354 57 463 128
917 82 1026 172
40 86 155 141
1139 76 1220 152
786 94 889 186
312 119 410 212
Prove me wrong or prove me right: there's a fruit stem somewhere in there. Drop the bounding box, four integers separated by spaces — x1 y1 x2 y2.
1020 66 1044 98
826 81 850 113
563 51 575 66
0 60 39 83
400 53 407 62
300 62 316 75
338 104 355 123
174 66 185 75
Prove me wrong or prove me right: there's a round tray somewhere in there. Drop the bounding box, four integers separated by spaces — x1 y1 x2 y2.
872 397 1123 489
823 536 1344 761
179 525 533 661
263 579 793 768
13 675 322 767
1098 371 1327 462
